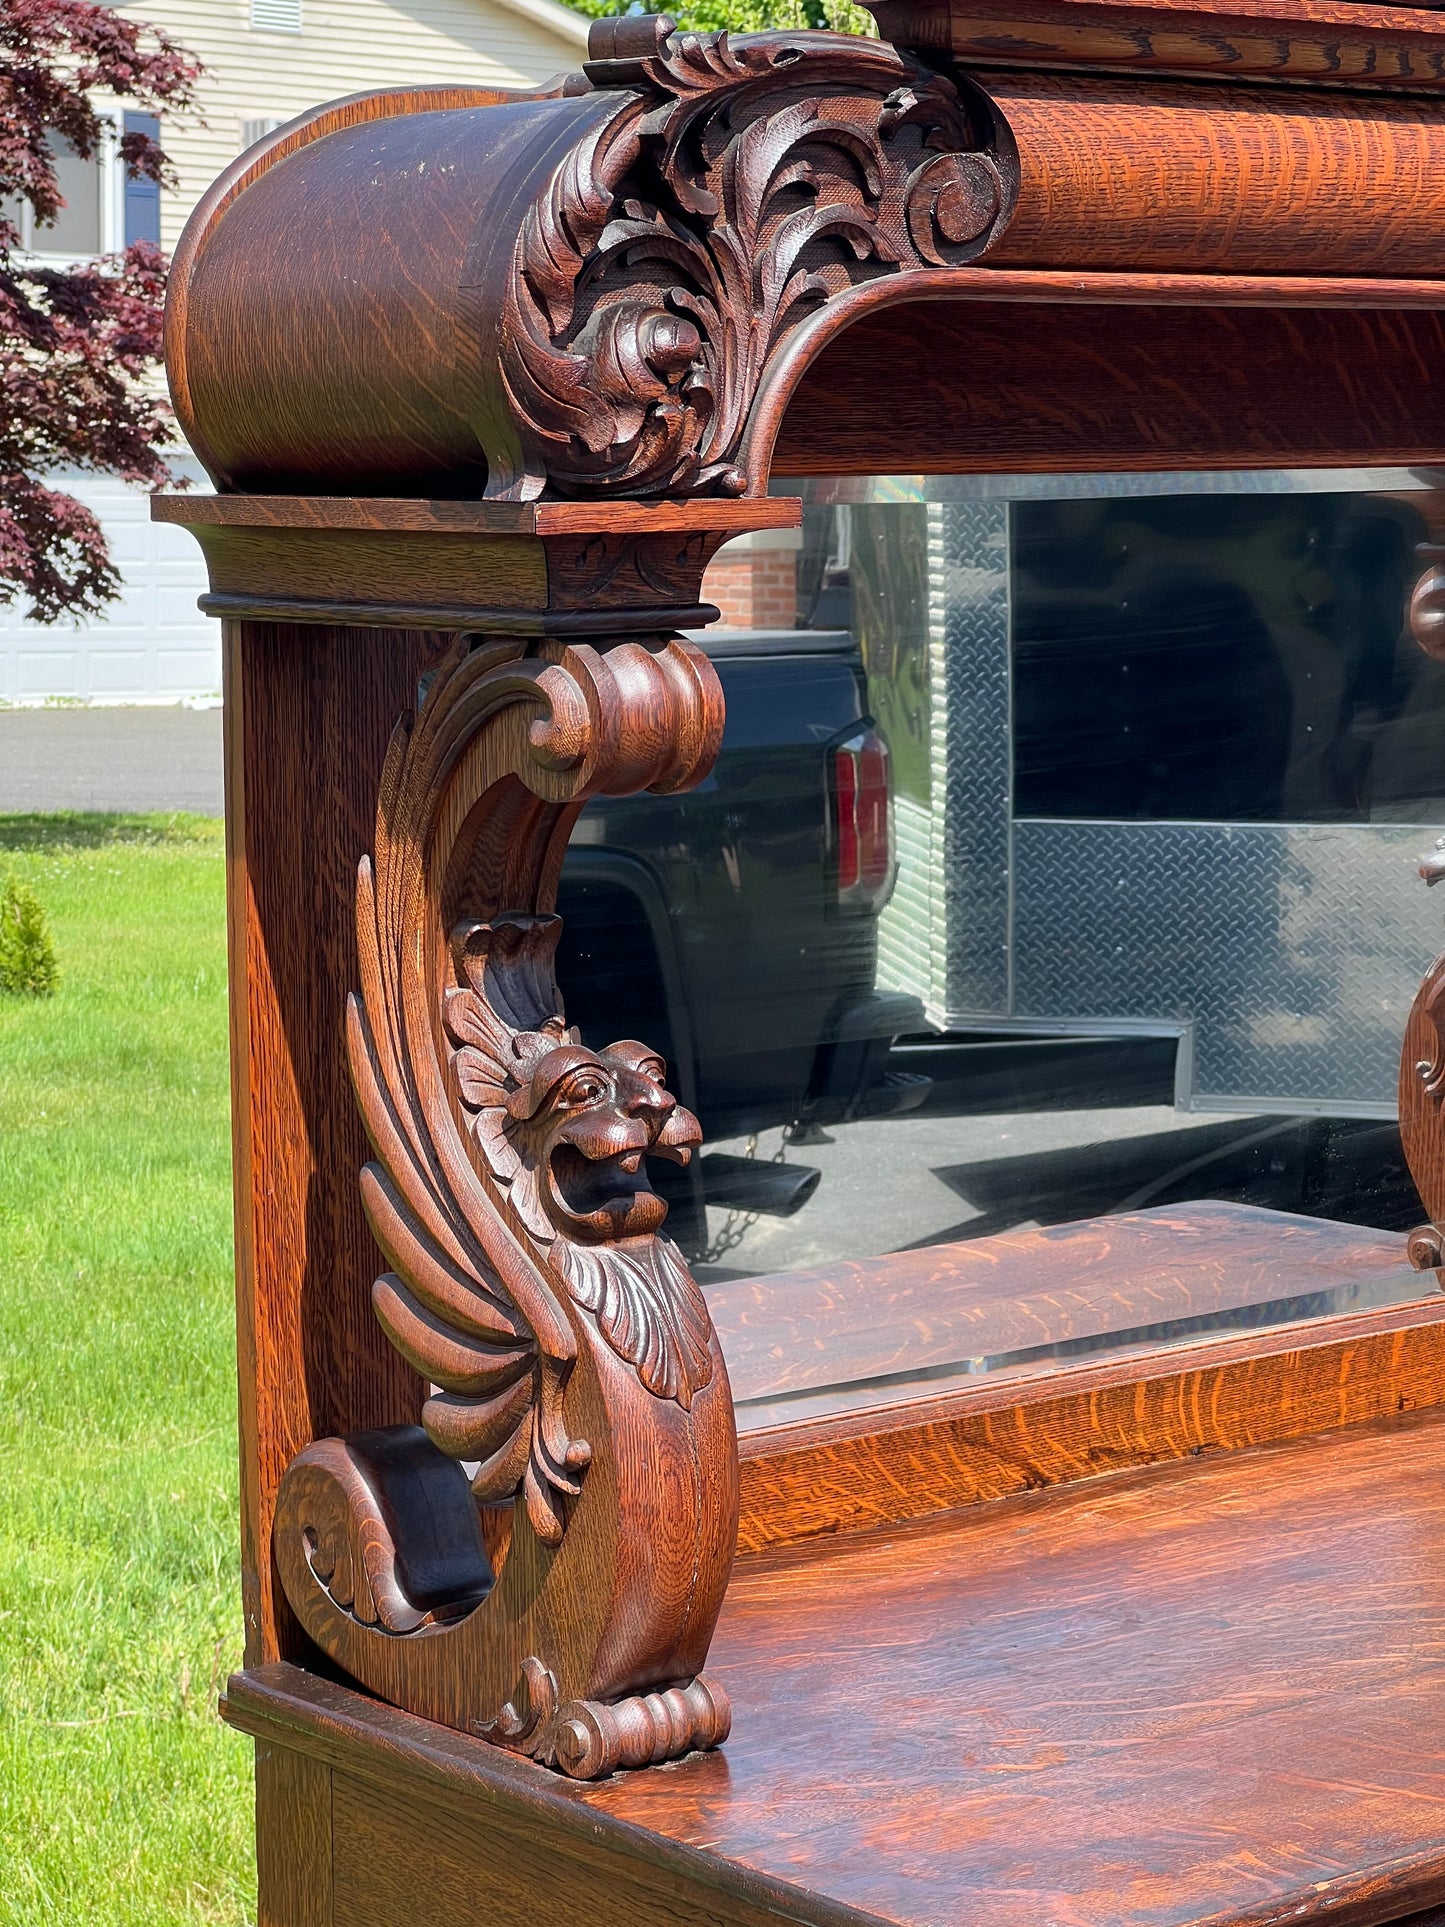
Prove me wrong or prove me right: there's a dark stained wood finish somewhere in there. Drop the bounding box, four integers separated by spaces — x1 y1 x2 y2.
225 1666 874 1927
872 0 1445 92
769 299 1445 478
165 83 559 490
227 1404 1445 1927
225 618 438 1666
255 1740 332 1927
188 526 548 627
163 14 1445 510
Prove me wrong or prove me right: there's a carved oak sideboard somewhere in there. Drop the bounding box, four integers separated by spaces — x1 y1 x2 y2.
156 2 1445 1922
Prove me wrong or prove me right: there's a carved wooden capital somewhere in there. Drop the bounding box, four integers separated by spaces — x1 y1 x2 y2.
486 16 1017 500
272 632 739 1775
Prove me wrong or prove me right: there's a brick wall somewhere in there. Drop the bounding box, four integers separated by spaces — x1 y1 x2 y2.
700 527 803 629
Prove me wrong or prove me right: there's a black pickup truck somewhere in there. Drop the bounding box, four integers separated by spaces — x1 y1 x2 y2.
555 626 924 1250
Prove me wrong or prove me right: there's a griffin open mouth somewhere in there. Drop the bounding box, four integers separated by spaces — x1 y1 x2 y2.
546 1140 668 1240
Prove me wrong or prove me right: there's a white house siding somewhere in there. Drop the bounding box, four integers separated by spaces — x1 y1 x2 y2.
115 0 587 256
4 0 586 704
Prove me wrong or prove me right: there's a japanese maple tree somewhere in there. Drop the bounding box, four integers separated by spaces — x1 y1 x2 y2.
1 0 199 621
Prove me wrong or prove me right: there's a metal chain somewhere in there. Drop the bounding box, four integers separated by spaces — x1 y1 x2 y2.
695 1130 788 1267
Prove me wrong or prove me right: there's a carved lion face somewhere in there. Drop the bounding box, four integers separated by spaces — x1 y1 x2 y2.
454 1013 701 1248
502 1038 700 1244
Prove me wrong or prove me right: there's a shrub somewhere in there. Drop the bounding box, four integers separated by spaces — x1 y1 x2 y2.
0 876 59 996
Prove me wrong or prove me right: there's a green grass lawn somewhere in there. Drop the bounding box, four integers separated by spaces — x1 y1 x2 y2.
0 815 253 1927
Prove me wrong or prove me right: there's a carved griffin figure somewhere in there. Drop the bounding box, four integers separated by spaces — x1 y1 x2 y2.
345 638 724 1552
431 912 713 1404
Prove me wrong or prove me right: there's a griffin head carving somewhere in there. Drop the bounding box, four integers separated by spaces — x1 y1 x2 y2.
431 911 715 1412
446 917 702 1247
499 1036 701 1243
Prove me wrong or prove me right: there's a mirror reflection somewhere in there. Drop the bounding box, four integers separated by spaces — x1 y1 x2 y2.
556 471 1445 1402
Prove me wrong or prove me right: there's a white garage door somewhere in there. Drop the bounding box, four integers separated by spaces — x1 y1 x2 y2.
0 462 217 705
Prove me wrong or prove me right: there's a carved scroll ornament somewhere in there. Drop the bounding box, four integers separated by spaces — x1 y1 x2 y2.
273 633 740 1776
488 16 1017 499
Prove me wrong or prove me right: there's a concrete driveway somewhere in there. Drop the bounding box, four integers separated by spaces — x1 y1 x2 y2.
0 706 223 814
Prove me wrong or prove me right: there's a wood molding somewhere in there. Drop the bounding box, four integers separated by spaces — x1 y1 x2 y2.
872 0 1445 92
151 495 801 535
736 1295 1445 1551
163 15 1445 509
151 495 798 628
766 297 1445 477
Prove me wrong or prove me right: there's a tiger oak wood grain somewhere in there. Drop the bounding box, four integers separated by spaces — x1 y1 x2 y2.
734 1296 1445 1549
152 496 801 535
255 1740 332 1927
712 1202 1445 1551
1400 951 1445 1231
224 1667 880 1927
226 1406 1445 1927
165 83 563 489
166 27 1018 504
985 74 1445 275
587 1408 1445 1927
872 0 1445 91
225 618 438 1665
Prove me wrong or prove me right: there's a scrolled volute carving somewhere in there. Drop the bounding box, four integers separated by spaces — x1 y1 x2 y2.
491 16 1016 499
274 629 738 1772
478 1654 731 1778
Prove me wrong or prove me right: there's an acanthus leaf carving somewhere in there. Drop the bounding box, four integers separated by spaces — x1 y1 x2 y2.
491 19 1016 500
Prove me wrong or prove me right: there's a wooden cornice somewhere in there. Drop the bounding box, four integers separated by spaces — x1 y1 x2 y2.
873 0 1445 91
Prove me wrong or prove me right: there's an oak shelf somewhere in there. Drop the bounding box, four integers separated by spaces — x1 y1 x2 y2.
229 1398 1445 1927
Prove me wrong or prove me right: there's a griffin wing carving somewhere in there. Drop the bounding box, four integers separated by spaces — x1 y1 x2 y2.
347 639 718 1549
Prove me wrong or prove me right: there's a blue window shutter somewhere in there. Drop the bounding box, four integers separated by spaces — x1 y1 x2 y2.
122 113 161 247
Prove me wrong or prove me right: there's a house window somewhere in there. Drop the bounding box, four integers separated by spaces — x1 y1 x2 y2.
38 128 105 256
122 114 161 247
239 117 285 153
6 113 161 260
250 0 302 32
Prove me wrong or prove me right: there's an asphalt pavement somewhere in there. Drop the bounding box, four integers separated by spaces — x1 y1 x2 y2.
0 705 224 814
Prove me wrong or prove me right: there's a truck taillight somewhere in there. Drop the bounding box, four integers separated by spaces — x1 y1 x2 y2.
831 727 893 910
